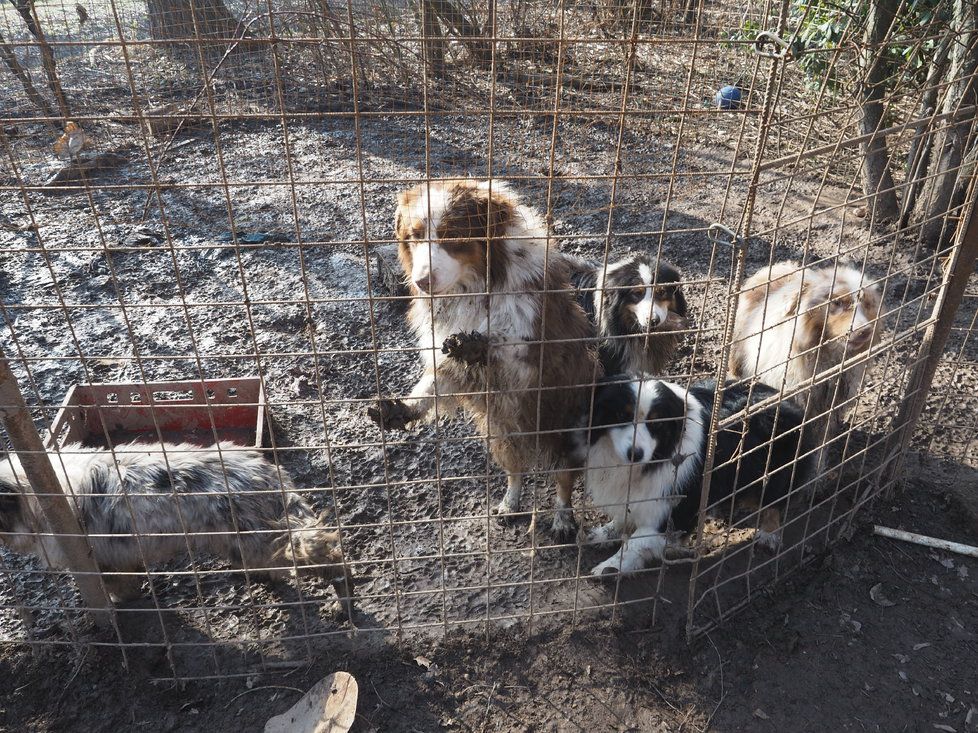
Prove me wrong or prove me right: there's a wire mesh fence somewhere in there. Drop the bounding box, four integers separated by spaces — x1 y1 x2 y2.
1 0 976 680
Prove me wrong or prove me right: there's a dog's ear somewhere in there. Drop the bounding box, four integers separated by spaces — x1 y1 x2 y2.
784 289 801 318
464 186 514 244
394 193 415 280
396 188 415 208
395 187 420 241
316 509 338 528
486 196 513 243
784 279 809 318
672 286 688 318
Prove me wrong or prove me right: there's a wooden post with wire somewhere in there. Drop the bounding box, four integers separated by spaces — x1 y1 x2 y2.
0 355 114 630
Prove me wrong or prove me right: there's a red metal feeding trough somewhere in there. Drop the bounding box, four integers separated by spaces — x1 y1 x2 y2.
45 378 268 451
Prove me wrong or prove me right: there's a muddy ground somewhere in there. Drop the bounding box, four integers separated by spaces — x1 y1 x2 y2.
3 1 978 728
1 456 976 731
0 107 946 633
3 99 970 651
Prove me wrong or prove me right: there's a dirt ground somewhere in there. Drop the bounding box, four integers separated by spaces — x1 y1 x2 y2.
4 1 978 729
1 456 976 732
2 98 964 646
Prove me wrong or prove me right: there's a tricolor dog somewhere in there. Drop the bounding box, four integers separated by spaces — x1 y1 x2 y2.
570 252 689 375
577 378 812 575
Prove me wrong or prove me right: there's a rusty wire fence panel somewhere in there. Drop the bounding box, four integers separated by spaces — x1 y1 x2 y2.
1 0 976 678
683 0 978 634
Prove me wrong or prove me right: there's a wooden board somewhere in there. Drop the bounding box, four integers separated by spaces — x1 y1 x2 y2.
264 672 358 733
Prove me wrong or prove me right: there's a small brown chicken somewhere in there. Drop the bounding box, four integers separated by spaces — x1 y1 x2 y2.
53 121 87 160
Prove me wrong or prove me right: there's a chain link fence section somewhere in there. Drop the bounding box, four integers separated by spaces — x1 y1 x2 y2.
1 0 976 677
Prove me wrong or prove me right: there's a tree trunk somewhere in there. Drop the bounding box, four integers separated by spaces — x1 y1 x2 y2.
0 30 58 123
147 0 241 56
419 0 446 77
859 0 900 223
950 137 978 215
427 0 491 65
10 0 71 119
911 0 978 249
899 34 953 229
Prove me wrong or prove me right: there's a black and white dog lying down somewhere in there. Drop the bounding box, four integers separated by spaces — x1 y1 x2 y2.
568 252 689 375
576 378 813 576
0 442 353 614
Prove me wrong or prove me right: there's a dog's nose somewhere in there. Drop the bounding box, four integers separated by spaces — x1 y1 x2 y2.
650 313 661 327
626 446 645 463
415 276 431 293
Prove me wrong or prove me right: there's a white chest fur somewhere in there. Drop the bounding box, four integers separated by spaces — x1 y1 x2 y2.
409 250 543 372
584 388 706 534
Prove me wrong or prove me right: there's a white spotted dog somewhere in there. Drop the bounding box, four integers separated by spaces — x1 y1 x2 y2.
569 252 689 375
0 442 353 614
368 179 601 540
577 378 812 576
730 261 882 477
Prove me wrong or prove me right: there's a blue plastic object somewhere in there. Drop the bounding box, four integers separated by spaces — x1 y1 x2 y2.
715 85 742 110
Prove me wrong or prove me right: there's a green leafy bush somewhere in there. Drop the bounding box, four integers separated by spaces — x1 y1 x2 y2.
726 0 950 87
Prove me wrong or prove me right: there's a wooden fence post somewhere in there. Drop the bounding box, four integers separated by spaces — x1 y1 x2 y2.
877 173 978 495
0 356 114 629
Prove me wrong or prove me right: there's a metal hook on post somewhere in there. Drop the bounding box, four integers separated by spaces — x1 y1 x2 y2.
753 30 792 60
707 223 745 253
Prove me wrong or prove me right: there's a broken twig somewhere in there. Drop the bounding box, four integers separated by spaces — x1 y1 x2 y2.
873 525 978 559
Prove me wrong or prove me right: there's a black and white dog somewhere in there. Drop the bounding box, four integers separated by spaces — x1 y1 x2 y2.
569 252 689 375
0 442 353 612
576 378 813 575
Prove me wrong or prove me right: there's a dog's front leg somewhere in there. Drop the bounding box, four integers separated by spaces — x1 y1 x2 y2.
552 469 579 543
591 526 668 576
587 518 623 548
754 506 783 553
495 471 523 518
441 330 492 368
103 571 145 603
368 371 448 430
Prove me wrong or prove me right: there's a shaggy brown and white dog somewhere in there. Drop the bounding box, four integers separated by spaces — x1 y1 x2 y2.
0 442 353 614
368 179 600 539
729 261 882 473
